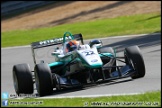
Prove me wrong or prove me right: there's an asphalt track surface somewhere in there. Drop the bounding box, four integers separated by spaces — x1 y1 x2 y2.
1 33 161 98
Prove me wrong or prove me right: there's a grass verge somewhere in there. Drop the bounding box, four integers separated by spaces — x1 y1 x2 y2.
4 90 160 107
2 12 161 47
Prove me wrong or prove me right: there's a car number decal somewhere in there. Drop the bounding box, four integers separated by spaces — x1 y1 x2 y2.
82 50 95 56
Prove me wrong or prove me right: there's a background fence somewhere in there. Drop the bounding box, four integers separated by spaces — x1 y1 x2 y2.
1 1 57 18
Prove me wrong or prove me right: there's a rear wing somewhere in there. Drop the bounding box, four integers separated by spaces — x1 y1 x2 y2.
31 33 83 64
31 33 83 49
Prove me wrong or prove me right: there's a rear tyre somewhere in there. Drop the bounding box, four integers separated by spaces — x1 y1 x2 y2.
34 63 53 96
124 45 145 79
13 63 33 95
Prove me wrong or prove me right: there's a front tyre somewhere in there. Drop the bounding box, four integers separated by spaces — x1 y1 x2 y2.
124 45 145 79
34 63 53 96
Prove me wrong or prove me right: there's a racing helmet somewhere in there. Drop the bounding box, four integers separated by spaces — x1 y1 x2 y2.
89 39 103 48
66 40 80 52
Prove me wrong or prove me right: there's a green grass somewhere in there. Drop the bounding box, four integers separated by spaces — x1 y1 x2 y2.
5 90 160 107
2 12 161 47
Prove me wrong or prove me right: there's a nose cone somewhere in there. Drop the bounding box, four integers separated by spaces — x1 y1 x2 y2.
89 62 103 68
77 46 103 68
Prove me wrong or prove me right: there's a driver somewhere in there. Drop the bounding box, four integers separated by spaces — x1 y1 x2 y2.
66 40 80 52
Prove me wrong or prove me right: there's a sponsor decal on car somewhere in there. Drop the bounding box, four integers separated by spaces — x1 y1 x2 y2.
91 59 98 62
39 36 72 45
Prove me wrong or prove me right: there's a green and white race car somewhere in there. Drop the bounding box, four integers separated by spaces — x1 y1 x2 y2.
13 32 145 96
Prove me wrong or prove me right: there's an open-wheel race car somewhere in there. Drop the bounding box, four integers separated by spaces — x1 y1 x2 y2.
13 32 145 96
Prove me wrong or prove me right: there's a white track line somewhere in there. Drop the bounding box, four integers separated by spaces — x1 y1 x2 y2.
2 33 160 50
1 45 30 50
13 92 145 99
38 93 145 99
